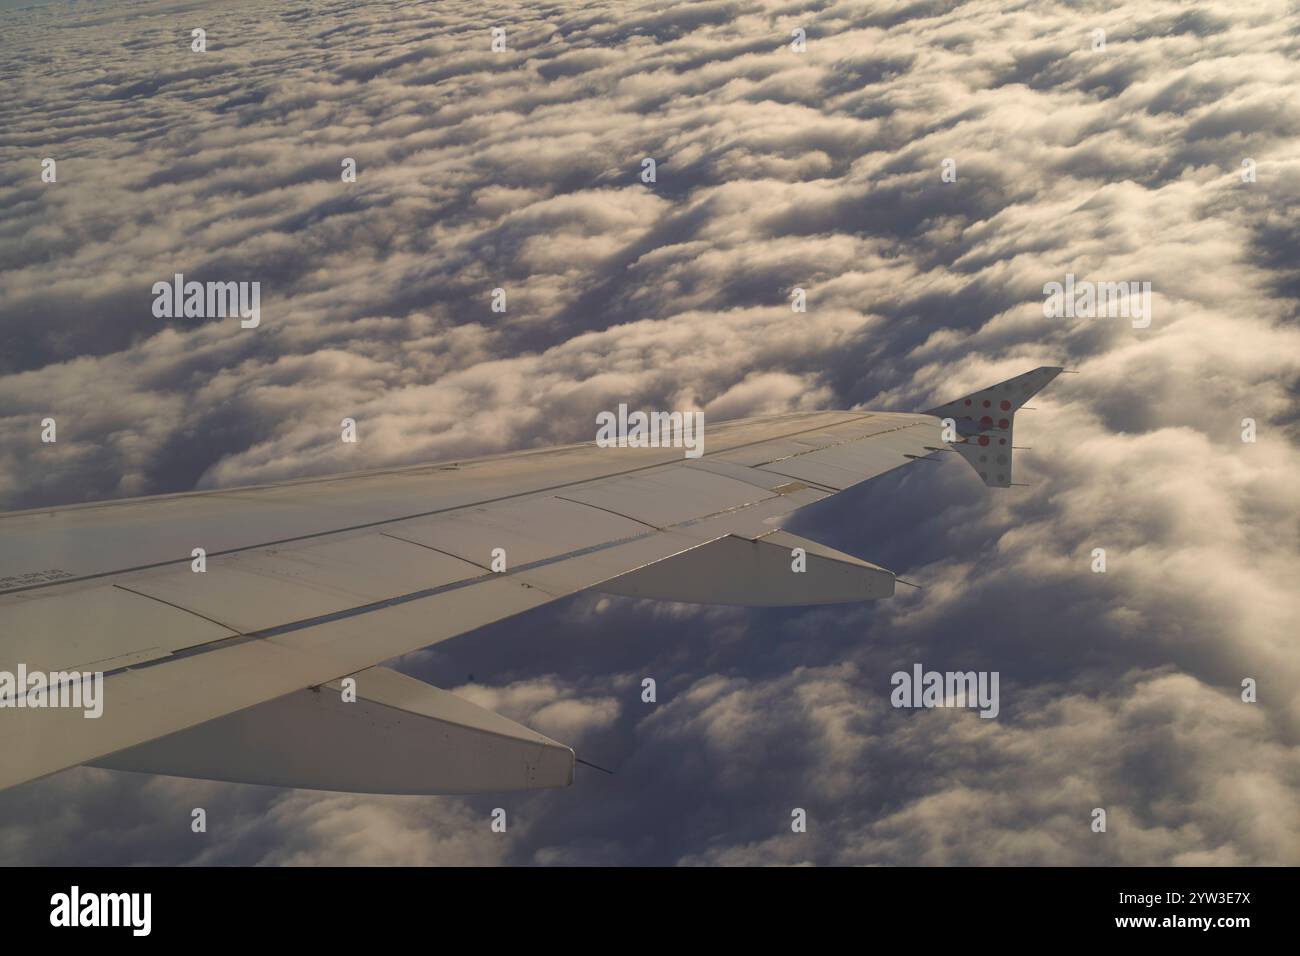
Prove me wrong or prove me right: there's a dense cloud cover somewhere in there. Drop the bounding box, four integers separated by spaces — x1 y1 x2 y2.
0 0 1297 865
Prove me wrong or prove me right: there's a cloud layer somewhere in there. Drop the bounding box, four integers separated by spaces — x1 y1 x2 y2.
1 0 1297 865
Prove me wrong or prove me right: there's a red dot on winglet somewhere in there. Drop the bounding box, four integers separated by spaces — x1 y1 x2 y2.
982 400 991 407
999 418 1009 429
980 416 992 426
1000 400 1011 410
978 436 990 446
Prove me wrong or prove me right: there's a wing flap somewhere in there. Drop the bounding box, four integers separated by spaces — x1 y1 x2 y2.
116 533 483 634
385 494 649 568
557 467 777 528
0 585 236 673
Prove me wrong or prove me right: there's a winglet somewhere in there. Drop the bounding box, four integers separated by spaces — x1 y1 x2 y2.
922 367 1064 488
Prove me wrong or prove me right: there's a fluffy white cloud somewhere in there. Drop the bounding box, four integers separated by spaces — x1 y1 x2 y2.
1 0 1297 865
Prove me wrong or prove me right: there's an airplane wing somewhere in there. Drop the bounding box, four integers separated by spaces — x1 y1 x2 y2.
0 368 1062 794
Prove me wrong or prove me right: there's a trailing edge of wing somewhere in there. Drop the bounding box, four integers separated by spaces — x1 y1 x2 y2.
89 666 574 794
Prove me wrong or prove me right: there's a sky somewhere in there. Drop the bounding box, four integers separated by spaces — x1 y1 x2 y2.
0 0 1297 865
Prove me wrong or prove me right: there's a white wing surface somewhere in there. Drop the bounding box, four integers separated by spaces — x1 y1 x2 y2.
0 368 1060 793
